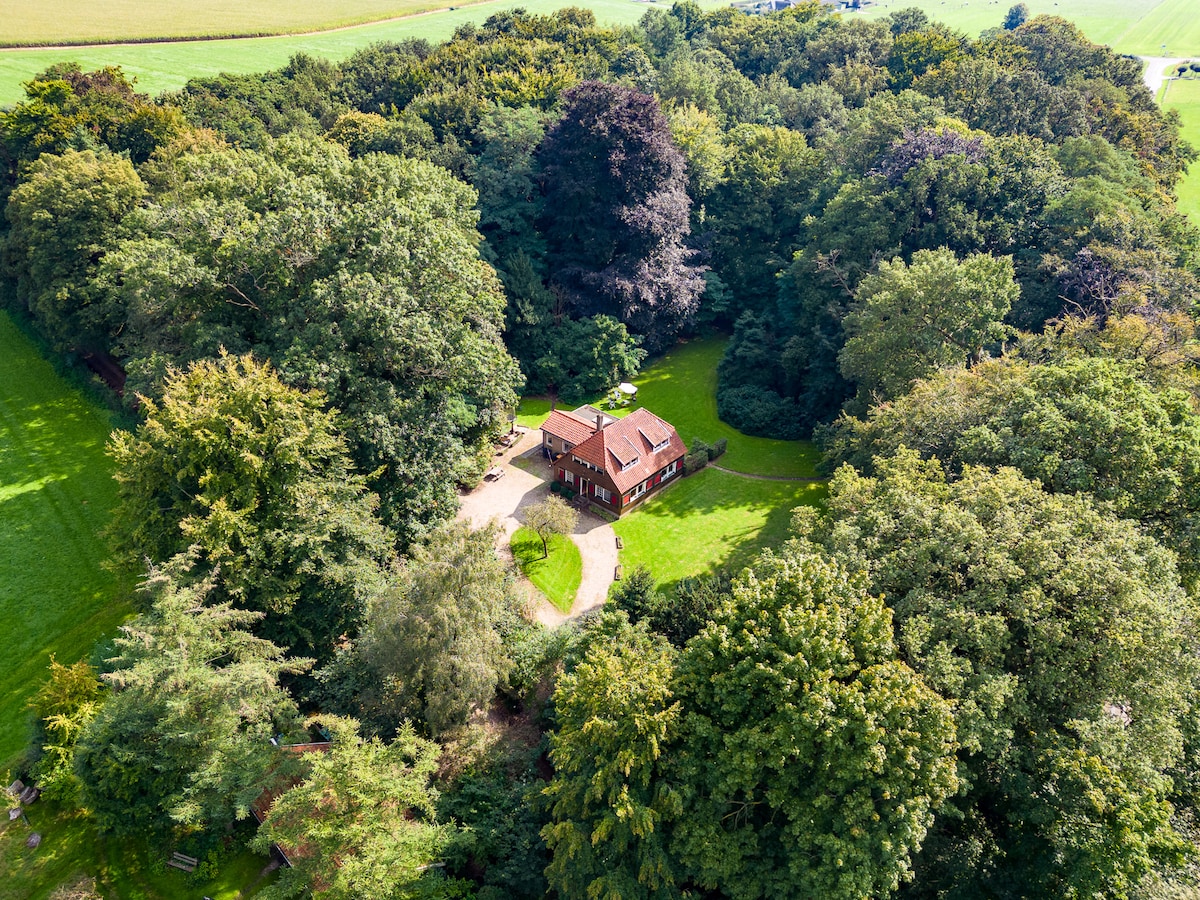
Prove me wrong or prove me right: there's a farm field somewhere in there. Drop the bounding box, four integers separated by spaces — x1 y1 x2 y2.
1161 75 1200 220
0 0 718 107
860 0 1199 56
0 0 483 47
612 467 825 594
517 337 823 479
0 312 129 773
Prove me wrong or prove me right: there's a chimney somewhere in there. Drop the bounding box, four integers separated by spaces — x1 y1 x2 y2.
596 414 604 432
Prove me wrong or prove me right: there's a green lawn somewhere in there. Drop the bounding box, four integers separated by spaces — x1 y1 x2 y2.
0 312 130 773
612 468 825 595
511 527 581 613
1161 75 1200 221
0 0 724 107
0 801 275 900
517 337 822 479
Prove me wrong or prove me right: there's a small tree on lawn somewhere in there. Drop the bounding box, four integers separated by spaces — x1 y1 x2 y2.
526 496 578 559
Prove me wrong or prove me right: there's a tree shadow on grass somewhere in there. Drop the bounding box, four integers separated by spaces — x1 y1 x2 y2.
614 467 827 598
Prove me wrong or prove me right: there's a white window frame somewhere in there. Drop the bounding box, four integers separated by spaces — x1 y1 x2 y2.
564 470 575 485
596 486 611 503
621 457 640 472
663 459 678 479
630 481 647 500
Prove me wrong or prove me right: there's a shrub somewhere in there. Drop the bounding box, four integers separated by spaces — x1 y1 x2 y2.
684 448 709 475
550 481 561 494
710 437 728 459
716 384 807 440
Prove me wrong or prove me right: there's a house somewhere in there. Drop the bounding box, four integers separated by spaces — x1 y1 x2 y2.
541 407 686 515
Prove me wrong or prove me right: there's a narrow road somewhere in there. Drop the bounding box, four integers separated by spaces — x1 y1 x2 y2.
1141 57 1189 98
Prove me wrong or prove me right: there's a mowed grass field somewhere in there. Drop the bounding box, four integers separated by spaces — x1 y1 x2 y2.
1162 75 1200 220
0 0 486 47
861 0 1200 56
0 0 713 107
0 312 129 773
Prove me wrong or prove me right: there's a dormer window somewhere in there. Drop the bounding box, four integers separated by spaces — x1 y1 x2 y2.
621 457 640 472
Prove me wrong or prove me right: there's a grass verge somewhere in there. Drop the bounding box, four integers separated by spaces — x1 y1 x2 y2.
0 311 129 774
612 467 825 595
511 527 581 613
517 337 821 479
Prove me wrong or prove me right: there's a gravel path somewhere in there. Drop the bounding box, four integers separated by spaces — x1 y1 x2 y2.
457 429 616 627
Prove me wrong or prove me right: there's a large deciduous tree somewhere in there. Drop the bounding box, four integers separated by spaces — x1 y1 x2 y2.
538 80 705 350
99 135 522 543
821 355 1200 590
838 247 1017 407
108 353 393 659
797 451 1198 897
670 546 959 900
4 148 145 352
357 520 523 736
542 615 681 899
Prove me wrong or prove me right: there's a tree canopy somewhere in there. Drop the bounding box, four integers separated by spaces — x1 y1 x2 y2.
108 353 393 659
795 452 1198 896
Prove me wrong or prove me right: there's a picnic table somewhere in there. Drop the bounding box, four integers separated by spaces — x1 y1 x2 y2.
484 466 505 481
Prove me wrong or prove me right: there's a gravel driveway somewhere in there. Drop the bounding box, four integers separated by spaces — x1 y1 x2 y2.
457 429 616 626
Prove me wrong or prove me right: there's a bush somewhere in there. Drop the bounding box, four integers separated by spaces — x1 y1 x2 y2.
684 448 709 475
716 384 807 440
710 437 728 459
550 481 560 494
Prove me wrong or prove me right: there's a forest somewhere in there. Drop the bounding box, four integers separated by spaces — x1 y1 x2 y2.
2 2 1200 897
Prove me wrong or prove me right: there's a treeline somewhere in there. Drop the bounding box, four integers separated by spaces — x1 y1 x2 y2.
5 2 1200 898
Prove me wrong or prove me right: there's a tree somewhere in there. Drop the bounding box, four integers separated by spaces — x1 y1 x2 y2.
1003 3 1029 30
797 452 1198 897
253 716 453 900
538 80 705 350
357 520 523 736
4 148 145 352
523 495 578 559
99 135 522 544
821 355 1200 590
838 247 1017 407
671 546 958 899
542 615 682 899
29 656 104 803
74 561 307 835
107 353 393 660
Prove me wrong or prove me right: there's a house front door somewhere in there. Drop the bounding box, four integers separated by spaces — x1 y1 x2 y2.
578 478 589 497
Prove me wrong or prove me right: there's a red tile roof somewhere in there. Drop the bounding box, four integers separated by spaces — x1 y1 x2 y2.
570 408 686 494
542 409 599 446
